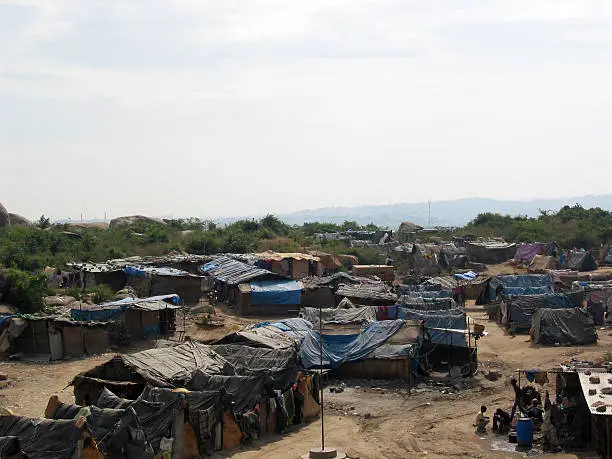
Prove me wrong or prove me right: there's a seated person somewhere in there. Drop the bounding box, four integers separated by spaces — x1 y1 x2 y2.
527 398 544 427
473 405 490 433
492 408 511 433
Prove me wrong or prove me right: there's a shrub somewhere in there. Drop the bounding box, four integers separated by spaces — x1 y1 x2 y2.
84 284 115 303
2 268 47 313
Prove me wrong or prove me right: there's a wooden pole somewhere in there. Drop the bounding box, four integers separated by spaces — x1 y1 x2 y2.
172 398 185 459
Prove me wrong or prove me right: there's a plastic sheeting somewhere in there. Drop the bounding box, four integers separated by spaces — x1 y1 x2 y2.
501 293 574 331
532 308 597 345
400 309 467 347
489 274 553 301
300 307 377 327
0 416 84 459
453 271 478 281
250 280 302 305
299 320 406 369
564 251 598 272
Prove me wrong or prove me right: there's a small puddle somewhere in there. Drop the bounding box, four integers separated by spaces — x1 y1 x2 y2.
490 438 543 456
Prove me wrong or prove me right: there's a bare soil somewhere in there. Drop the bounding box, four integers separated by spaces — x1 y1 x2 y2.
1 302 610 458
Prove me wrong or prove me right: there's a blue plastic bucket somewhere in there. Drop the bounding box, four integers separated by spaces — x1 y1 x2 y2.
516 417 533 446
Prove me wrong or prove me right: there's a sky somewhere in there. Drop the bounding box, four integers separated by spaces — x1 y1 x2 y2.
1 0 611 221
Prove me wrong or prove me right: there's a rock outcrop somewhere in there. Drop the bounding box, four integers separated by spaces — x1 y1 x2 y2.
0 203 9 228
8 213 31 226
109 215 167 229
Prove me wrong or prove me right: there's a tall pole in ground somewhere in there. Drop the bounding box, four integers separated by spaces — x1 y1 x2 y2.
319 304 325 450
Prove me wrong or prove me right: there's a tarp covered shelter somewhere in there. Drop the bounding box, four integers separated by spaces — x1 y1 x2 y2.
564 251 598 272
514 242 557 264
250 279 302 305
300 306 377 327
0 415 86 459
72 340 299 407
487 274 554 302
528 254 559 272
499 293 574 333
532 308 597 345
400 308 467 347
299 320 410 369
466 241 517 264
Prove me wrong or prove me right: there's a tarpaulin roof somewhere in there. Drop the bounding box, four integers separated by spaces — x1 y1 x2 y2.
501 293 575 330
299 320 408 369
300 307 377 327
335 284 397 303
453 271 478 281
532 308 597 346
514 243 549 264
0 416 84 459
250 279 302 305
214 325 298 350
200 256 275 284
564 251 598 272
70 294 180 322
489 274 554 301
397 297 457 311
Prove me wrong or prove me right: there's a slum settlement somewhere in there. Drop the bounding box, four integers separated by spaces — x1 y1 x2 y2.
0 232 611 459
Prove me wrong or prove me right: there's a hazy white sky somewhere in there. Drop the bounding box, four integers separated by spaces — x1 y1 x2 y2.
1 0 611 221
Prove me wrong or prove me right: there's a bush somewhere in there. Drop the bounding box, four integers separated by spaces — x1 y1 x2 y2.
84 284 115 303
2 268 47 313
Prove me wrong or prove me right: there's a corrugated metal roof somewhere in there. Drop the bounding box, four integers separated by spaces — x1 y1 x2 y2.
200 256 276 285
578 370 612 415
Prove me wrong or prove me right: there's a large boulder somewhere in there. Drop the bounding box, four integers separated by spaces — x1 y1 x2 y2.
109 215 167 229
8 213 31 226
67 222 110 231
0 203 9 228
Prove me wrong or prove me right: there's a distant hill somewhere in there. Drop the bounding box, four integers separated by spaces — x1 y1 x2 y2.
272 194 612 229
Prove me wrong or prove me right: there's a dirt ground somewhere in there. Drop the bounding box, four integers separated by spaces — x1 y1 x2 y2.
0 304 610 458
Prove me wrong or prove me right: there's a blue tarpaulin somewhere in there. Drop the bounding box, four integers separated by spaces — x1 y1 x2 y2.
299 319 406 369
250 280 302 305
453 271 478 281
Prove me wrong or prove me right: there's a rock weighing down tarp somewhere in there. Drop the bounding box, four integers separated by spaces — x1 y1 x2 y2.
299 319 407 369
531 308 597 345
249 279 302 305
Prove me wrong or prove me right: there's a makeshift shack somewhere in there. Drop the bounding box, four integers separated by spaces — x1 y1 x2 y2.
531 308 597 345
482 274 554 304
528 254 559 272
200 256 282 305
466 241 517 264
514 242 557 265
299 319 423 381
497 293 574 333
0 315 109 360
71 294 180 337
0 415 94 459
255 251 322 279
124 265 203 304
70 340 315 456
335 283 397 306
67 262 127 291
563 250 598 272
301 273 363 308
235 279 302 315
352 265 394 281
411 244 442 275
